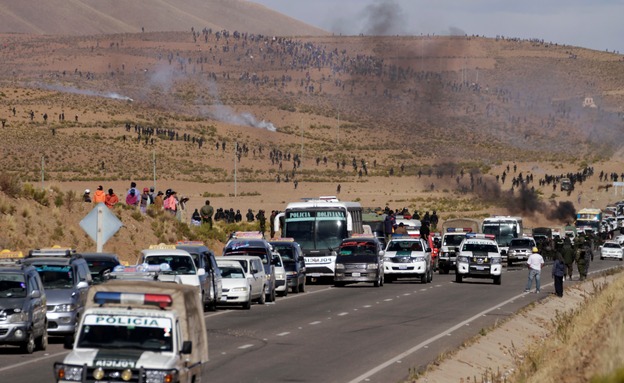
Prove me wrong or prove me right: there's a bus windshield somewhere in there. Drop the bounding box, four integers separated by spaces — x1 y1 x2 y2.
482 223 517 247
283 210 348 251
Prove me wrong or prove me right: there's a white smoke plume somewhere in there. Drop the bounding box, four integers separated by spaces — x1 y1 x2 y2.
35 83 133 101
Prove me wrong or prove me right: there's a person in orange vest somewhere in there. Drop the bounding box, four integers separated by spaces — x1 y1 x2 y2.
93 185 106 204
105 188 119 209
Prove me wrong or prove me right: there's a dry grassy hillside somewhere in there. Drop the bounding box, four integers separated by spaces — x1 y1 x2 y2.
0 32 624 256
0 0 327 36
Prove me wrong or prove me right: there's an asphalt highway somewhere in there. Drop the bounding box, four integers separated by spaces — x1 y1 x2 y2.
1 258 619 383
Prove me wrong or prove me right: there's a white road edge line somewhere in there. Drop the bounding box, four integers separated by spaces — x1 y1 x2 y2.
345 290 538 383
0 351 69 372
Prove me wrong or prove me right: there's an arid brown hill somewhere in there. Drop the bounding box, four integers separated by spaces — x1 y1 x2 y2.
0 0 327 36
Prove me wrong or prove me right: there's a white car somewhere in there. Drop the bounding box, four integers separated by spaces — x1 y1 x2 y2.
600 241 624 261
383 236 431 284
613 234 624 246
273 253 288 297
455 234 503 285
216 259 252 309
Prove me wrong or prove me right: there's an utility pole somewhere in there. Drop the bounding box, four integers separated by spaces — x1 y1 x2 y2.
41 156 45 189
300 118 304 166
234 142 238 197
152 150 156 191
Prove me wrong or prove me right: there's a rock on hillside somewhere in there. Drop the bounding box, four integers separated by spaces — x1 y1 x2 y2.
0 0 327 36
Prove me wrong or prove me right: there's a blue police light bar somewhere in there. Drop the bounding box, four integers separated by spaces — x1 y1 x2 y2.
465 233 496 240
94 292 172 309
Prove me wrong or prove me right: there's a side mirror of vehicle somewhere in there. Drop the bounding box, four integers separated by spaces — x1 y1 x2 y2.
63 335 74 350
197 268 206 276
76 281 89 289
30 290 41 299
378 250 385 257
181 341 193 355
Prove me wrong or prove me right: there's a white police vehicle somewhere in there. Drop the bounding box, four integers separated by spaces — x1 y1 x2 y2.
383 235 431 284
438 228 472 274
455 233 503 285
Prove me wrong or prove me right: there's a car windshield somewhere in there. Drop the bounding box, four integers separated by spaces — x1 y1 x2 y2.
604 243 621 249
224 247 269 263
339 241 377 255
87 260 119 284
0 274 27 298
77 315 173 351
272 245 295 262
387 240 423 252
443 235 465 247
463 243 499 253
510 239 534 247
144 256 196 274
35 265 74 289
219 265 246 279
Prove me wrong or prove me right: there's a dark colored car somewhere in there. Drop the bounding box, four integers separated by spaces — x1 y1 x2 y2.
0 252 48 353
334 236 384 287
24 248 91 337
80 253 120 285
175 242 223 311
269 239 306 293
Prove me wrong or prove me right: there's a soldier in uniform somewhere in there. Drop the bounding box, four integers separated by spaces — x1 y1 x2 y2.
562 236 575 280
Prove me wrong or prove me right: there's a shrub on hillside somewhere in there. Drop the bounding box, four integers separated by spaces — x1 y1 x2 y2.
0 173 21 198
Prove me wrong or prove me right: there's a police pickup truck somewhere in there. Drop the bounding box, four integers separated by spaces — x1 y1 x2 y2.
54 280 208 383
455 233 503 285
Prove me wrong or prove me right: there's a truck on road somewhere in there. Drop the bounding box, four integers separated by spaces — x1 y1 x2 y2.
54 280 208 383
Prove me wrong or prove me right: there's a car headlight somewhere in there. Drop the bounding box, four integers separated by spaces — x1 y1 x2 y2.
367 264 378 269
145 369 179 383
491 257 502 264
8 310 28 323
457 256 470 263
230 286 248 292
265 274 272 280
286 271 298 276
54 364 83 382
276 273 285 280
411 256 426 262
335 263 344 270
55 304 77 312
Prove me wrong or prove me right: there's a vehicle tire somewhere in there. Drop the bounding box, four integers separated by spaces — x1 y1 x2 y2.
334 281 344 287
35 329 48 351
21 331 35 354
420 273 427 284
384 275 394 284
300 279 305 292
242 292 252 310
427 269 433 283
292 282 299 294
494 275 502 285
600 256 604 260
374 273 381 287
507 260 513 267
266 285 276 302
258 287 266 305
455 273 463 283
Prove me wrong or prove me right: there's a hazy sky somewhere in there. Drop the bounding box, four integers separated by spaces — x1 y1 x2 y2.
251 0 624 53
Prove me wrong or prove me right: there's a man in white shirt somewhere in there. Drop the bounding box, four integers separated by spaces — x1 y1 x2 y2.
525 247 545 293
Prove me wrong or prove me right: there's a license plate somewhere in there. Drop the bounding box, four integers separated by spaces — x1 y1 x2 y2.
352 272 361 277
475 266 485 271
309 273 321 277
399 265 407 270
220 297 227 301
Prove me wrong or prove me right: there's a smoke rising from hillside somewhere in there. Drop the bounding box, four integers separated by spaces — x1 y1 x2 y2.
35 83 133 102
361 0 407 35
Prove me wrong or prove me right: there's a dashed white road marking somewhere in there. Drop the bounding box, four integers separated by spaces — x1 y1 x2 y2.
277 332 290 336
362 305 372 308
309 321 322 325
384 298 393 302
238 344 254 349
338 312 349 316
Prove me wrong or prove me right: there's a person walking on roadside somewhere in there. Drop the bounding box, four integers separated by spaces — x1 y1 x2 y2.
93 185 106 204
525 247 544 293
552 253 566 297
562 236 575 280
200 200 214 229
105 188 119 209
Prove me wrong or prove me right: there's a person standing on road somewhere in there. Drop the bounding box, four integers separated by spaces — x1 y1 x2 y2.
552 253 566 297
562 236 575 280
525 247 544 293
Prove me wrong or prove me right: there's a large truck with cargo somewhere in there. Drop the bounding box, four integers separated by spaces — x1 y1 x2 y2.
575 208 603 235
54 280 208 383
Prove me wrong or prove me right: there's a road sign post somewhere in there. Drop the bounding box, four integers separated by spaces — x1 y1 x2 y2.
80 203 123 252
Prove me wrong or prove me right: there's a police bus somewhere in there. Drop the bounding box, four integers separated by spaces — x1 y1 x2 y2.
273 197 363 281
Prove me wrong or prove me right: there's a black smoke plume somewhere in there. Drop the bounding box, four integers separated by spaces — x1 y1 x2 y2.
361 0 407 35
